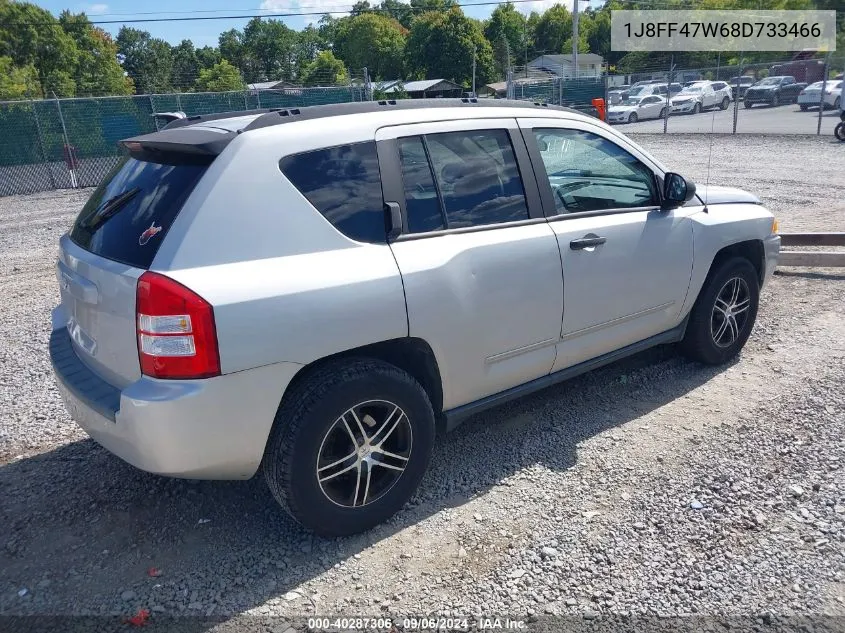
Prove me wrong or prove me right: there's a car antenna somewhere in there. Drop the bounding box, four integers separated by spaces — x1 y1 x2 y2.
702 93 717 214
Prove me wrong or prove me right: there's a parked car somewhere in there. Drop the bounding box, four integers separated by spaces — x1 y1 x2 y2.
744 76 806 107
729 76 755 100
607 94 668 123
49 99 780 537
607 84 631 104
670 81 732 114
797 79 842 111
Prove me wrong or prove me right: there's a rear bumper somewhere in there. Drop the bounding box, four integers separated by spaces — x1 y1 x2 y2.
50 324 302 479
763 234 780 288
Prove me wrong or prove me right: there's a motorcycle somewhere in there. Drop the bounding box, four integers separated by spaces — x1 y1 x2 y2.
837 101 845 141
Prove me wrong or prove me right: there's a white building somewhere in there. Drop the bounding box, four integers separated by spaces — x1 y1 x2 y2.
528 54 605 79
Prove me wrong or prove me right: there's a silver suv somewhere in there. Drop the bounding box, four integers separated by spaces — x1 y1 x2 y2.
50 100 780 536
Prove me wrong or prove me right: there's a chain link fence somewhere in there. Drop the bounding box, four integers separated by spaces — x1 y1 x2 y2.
605 54 844 136
0 73 368 197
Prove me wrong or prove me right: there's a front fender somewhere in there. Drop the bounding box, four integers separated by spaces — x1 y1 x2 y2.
681 203 776 317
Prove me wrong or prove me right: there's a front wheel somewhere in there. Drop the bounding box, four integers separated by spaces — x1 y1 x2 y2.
744 100 753 109
835 121 845 142
659 107 666 118
720 97 730 110
628 112 638 123
680 257 760 365
263 358 436 537
771 93 779 107
693 102 701 114
800 104 809 111
833 97 841 111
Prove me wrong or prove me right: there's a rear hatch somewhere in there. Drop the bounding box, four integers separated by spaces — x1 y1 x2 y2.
58 153 210 388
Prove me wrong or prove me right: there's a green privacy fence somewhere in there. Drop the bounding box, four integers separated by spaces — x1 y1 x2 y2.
0 86 367 196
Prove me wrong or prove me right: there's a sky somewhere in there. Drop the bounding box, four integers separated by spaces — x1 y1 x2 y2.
32 0 584 47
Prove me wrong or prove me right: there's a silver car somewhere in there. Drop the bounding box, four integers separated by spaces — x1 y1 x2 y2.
50 100 780 536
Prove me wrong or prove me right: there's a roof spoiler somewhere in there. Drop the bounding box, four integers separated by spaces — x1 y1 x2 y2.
120 127 236 162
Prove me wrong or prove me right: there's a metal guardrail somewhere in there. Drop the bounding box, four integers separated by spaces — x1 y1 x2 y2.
778 233 845 268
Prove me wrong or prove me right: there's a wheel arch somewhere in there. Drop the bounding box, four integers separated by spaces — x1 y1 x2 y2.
279 337 445 430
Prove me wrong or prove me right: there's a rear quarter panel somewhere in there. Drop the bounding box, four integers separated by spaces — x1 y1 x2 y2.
150 127 408 375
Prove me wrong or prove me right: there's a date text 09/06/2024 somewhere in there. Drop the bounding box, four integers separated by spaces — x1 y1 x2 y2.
307 617 527 630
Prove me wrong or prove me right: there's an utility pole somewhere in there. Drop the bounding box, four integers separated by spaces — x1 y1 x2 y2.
572 0 579 79
472 46 477 97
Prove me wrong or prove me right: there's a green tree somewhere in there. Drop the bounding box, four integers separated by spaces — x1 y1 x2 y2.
301 50 348 86
532 4 572 55
0 0 79 96
405 8 495 86
335 13 407 79
0 56 41 99
171 40 200 91
242 18 299 82
59 11 132 96
379 0 414 30
195 59 245 92
196 45 222 71
484 3 527 76
116 27 173 93
218 28 247 76
295 25 325 78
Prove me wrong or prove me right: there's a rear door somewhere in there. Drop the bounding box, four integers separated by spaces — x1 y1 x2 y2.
376 119 564 410
57 155 209 387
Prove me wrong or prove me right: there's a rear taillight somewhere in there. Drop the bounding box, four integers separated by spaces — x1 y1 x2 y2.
136 271 220 379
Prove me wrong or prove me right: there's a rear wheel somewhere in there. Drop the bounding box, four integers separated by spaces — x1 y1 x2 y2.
681 257 760 366
800 104 809 111
835 121 845 142
744 100 753 109
720 97 730 110
263 358 436 537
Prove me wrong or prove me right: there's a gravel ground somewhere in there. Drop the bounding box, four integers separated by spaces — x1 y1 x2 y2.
1 135 844 632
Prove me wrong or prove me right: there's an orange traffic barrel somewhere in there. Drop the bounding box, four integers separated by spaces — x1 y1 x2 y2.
592 97 606 121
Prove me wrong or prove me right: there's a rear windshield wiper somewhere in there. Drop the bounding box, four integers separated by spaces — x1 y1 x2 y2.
80 188 141 231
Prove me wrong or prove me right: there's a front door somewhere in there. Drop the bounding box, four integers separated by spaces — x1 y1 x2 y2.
376 119 564 410
518 118 697 371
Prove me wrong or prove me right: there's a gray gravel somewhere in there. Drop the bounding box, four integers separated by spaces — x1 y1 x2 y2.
0 135 843 630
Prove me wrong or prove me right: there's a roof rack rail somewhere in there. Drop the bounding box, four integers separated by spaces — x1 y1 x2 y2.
240 98 586 133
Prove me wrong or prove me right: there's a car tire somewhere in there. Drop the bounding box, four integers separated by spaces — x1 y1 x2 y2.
800 104 809 111
834 97 841 111
771 94 779 107
628 112 638 123
744 100 753 109
680 257 760 366
720 97 730 110
659 107 666 118
693 102 701 114
263 358 436 537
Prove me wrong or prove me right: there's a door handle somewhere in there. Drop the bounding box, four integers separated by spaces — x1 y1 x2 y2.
569 236 607 250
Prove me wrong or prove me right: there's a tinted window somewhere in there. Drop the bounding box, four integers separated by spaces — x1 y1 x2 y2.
397 137 445 233
533 129 658 214
70 156 207 269
280 142 386 243
422 130 528 229
712 82 727 90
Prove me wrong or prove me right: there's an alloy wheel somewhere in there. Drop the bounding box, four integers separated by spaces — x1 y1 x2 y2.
710 277 751 348
316 400 413 508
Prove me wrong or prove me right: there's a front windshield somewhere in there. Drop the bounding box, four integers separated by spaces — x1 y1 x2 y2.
620 97 643 106
681 86 703 93
628 86 647 95
758 77 781 85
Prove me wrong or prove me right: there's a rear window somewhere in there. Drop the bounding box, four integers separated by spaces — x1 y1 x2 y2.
279 141 386 244
70 156 207 269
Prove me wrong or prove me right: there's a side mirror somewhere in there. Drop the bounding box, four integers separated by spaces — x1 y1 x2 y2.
662 172 696 209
